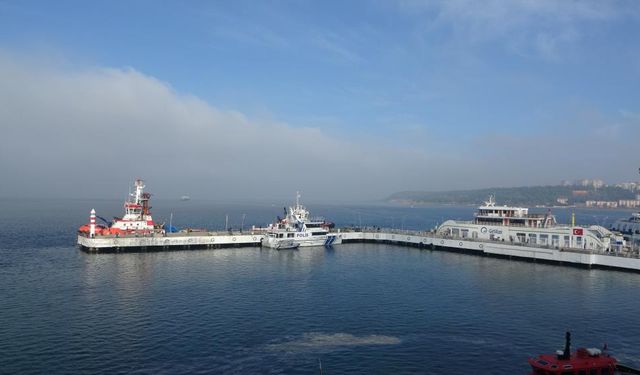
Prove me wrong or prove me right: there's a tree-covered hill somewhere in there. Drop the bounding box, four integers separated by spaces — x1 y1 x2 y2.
387 185 635 206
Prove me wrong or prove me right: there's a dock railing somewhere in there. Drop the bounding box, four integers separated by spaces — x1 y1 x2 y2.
79 226 640 259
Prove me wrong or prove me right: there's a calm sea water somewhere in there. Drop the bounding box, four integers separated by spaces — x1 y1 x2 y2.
1 199 639 374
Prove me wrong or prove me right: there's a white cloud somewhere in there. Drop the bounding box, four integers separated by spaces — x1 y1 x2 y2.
0 51 437 200
394 0 636 61
1 51 639 201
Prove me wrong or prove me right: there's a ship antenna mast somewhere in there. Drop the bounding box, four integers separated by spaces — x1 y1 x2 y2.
485 194 495 207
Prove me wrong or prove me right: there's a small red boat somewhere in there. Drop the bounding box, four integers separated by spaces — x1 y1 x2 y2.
528 332 640 375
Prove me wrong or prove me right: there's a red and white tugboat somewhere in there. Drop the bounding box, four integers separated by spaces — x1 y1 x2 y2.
78 179 156 236
109 179 155 235
528 332 640 375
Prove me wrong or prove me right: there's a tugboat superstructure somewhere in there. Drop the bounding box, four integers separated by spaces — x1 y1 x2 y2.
78 179 155 236
110 179 155 234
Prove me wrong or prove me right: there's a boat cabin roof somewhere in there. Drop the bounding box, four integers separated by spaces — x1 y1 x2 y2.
529 349 617 375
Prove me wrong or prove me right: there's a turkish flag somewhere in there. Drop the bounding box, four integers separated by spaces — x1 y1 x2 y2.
573 228 583 235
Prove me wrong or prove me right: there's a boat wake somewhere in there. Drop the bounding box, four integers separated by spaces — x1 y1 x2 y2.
266 332 401 352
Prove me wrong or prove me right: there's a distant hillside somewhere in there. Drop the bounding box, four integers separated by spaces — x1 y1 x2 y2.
387 185 636 206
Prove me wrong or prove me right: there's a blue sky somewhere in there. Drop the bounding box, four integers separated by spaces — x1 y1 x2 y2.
1 1 640 200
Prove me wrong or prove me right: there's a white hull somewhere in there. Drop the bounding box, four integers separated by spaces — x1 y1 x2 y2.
436 221 616 252
262 233 342 248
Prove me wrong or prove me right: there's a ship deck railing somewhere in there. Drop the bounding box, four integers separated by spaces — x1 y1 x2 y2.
336 227 640 259
78 230 264 239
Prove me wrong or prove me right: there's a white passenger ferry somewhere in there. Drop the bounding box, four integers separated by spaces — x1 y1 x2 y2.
262 192 341 249
436 196 622 252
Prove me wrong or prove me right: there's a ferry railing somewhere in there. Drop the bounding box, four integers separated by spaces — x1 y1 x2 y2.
335 227 640 259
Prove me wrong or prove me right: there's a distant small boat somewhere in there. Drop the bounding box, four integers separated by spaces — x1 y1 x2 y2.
180 195 191 201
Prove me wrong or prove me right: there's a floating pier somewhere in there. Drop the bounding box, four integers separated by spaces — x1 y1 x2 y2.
77 179 640 273
78 228 640 273
78 231 263 252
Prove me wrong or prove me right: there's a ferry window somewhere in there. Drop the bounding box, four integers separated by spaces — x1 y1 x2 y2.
576 236 583 247
540 234 548 245
287 233 294 238
461 229 469 238
564 236 570 247
529 234 537 244
552 235 559 246
472 231 478 239
452 229 460 237
517 233 526 242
